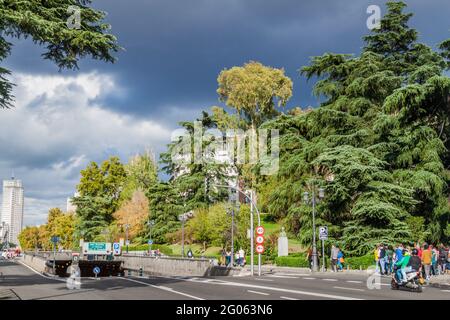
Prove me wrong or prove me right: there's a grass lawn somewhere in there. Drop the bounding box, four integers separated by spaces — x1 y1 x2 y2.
168 243 222 257
261 221 280 235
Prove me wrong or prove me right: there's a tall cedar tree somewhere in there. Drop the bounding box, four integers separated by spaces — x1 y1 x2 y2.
263 1 450 255
0 0 119 108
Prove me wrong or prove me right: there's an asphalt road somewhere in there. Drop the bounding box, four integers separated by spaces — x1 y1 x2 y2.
1 260 449 300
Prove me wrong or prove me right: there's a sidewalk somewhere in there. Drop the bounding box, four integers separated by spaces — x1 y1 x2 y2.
242 264 372 275
428 274 450 289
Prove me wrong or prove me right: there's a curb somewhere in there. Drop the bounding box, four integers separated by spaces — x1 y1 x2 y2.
429 282 450 290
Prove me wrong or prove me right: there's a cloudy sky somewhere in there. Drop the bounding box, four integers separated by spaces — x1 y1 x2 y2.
1 0 449 226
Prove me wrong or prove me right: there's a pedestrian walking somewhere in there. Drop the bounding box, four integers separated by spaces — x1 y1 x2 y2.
438 244 447 274
374 245 380 273
331 244 339 272
238 248 245 267
431 245 438 276
306 247 313 271
385 245 394 275
337 248 344 271
421 244 432 281
378 244 386 275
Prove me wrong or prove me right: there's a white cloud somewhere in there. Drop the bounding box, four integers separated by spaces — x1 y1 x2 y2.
0 72 172 226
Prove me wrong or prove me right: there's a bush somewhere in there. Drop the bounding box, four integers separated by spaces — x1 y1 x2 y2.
345 254 374 269
275 255 309 268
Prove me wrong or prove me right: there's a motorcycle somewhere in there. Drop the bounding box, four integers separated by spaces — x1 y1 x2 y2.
391 265 423 292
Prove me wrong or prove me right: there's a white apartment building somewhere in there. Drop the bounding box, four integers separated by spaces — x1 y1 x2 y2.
1 178 24 245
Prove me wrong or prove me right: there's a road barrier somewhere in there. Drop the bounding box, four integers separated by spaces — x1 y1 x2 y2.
120 255 242 277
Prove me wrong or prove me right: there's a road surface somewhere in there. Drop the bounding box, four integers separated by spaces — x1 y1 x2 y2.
1 260 449 300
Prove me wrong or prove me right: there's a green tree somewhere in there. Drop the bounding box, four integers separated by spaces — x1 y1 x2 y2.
0 0 119 108
119 151 158 204
217 61 293 128
264 1 450 254
145 182 183 244
160 111 230 211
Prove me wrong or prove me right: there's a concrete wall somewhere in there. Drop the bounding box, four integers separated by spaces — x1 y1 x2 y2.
121 255 241 277
22 254 48 273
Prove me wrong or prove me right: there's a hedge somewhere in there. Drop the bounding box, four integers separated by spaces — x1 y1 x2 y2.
344 254 374 269
126 244 173 256
275 255 310 268
275 253 374 269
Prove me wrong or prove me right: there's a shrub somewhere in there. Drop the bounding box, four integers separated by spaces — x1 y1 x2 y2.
275 255 309 268
345 254 374 270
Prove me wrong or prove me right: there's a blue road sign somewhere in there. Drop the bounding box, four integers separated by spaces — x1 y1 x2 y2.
51 236 60 243
93 266 101 275
148 240 153 245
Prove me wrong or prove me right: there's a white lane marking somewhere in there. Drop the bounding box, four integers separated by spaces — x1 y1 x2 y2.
441 290 450 293
346 280 362 284
247 290 270 296
322 279 338 282
150 275 362 300
268 275 299 279
380 283 391 286
120 277 204 300
333 286 365 292
302 277 316 280
276 273 310 276
255 278 274 282
218 281 362 300
17 261 66 283
280 296 299 300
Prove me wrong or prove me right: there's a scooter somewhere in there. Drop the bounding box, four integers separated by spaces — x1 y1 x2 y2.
391 265 423 292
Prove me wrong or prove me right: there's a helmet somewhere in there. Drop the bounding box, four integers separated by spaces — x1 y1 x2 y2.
412 248 418 255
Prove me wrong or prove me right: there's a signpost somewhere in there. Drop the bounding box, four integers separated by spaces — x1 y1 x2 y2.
83 242 112 255
51 236 60 274
148 239 153 255
256 226 265 261
93 266 100 279
319 226 328 272
113 242 121 256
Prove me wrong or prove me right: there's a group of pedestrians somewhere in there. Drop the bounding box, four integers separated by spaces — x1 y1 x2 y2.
219 248 246 267
306 245 345 272
374 243 450 281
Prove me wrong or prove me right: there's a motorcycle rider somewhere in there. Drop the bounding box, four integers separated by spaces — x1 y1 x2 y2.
408 248 422 275
395 249 410 283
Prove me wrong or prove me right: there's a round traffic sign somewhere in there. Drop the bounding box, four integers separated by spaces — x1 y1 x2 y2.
256 235 264 244
256 226 265 235
93 266 101 275
256 244 264 254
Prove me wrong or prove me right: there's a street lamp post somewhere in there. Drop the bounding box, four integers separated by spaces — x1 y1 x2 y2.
124 224 130 253
303 184 325 272
147 219 155 254
213 184 261 276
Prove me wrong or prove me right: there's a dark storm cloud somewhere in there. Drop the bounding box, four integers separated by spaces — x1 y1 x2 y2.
5 0 449 126
2 0 450 225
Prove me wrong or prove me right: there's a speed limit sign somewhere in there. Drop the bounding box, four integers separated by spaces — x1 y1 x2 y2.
256 226 265 235
256 244 264 254
256 235 264 244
